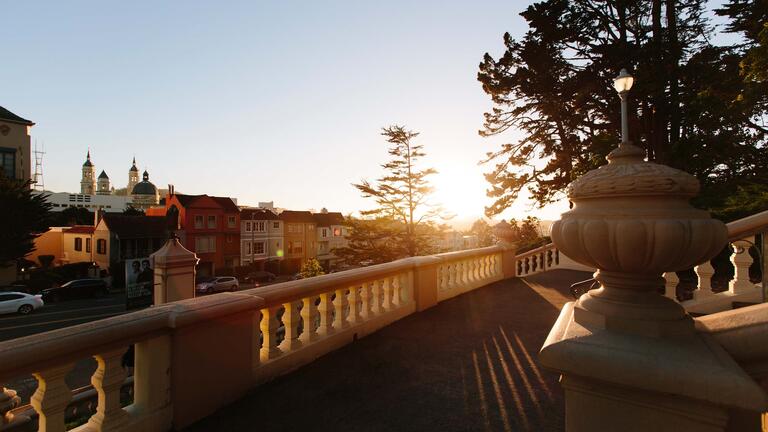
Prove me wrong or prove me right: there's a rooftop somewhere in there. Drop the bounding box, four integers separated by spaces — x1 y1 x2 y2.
0 106 34 126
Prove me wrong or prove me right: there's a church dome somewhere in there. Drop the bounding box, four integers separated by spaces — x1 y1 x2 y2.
98 170 109 179
132 170 157 195
130 157 138 172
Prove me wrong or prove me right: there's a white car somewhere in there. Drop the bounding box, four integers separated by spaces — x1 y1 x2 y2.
0 292 44 315
195 277 239 295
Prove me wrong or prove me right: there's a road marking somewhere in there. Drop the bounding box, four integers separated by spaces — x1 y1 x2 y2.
0 312 125 331
0 304 124 322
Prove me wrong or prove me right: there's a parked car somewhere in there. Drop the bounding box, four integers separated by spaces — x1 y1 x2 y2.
195 276 239 294
0 292 44 315
244 271 276 284
41 279 108 303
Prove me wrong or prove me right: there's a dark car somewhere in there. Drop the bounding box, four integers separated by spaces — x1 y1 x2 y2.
41 279 108 303
244 271 276 284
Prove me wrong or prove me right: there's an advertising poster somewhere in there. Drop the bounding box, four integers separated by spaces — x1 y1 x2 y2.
125 257 154 309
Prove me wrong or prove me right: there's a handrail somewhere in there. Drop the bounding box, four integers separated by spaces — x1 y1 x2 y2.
514 243 555 258
249 246 507 306
0 292 264 382
726 209 768 241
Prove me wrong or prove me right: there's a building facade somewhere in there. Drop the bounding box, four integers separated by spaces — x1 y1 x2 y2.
278 210 317 274
240 207 283 271
0 106 33 182
313 210 347 270
149 193 240 276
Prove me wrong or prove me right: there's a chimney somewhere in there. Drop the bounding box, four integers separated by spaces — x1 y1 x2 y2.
168 184 175 197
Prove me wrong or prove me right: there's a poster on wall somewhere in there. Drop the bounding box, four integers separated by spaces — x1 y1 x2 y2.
126 257 154 309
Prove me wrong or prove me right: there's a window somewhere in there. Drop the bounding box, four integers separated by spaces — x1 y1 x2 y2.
294 241 303 254
333 227 342 236
74 237 83 252
308 225 314 231
287 241 293 253
86 238 92 253
207 215 217 229
254 221 265 232
287 224 295 233
245 222 252 232
194 215 204 229
228 216 236 228
254 242 265 255
97 239 107 254
246 242 251 255
196 236 217 253
321 228 328 238
0 148 15 177
273 221 280 229
0 294 24 302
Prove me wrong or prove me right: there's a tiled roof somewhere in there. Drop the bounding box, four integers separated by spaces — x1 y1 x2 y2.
241 207 279 220
313 212 344 227
172 194 239 213
65 225 95 234
102 214 168 239
0 106 34 125
278 210 315 223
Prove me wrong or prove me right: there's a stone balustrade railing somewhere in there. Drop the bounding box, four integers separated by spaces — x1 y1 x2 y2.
0 245 515 431
514 243 593 277
664 209 768 314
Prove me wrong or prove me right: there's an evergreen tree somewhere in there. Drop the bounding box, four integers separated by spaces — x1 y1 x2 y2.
0 173 51 265
352 125 448 258
478 0 768 221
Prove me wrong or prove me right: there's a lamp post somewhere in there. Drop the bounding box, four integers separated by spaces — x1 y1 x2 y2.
613 68 634 145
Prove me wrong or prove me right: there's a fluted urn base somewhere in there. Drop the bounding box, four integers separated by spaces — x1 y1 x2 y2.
574 271 694 337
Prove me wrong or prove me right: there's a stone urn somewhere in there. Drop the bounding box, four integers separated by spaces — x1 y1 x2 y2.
550 143 727 336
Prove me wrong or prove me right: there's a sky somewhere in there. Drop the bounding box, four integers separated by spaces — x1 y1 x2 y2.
1 1 735 227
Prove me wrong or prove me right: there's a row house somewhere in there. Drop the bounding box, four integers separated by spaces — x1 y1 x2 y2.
240 207 283 272
313 210 347 270
278 210 317 273
148 192 240 277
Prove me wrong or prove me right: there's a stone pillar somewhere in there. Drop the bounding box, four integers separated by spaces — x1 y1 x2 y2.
541 142 768 431
150 237 198 305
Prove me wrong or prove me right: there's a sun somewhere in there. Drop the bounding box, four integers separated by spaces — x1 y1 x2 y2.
430 166 489 221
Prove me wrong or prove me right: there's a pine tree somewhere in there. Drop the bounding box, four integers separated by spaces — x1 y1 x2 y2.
478 0 768 221
352 125 448 258
0 172 51 265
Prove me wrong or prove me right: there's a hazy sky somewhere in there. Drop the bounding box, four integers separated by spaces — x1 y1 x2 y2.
1 1 733 224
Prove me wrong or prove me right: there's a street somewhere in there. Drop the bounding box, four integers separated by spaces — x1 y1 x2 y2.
0 294 129 342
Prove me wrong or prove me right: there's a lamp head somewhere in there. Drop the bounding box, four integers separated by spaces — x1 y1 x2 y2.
613 68 634 94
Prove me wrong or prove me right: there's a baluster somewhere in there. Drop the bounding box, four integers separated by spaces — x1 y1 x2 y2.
555 249 560 265
663 272 679 301
524 257 530 275
450 263 457 289
260 306 283 360
382 278 395 311
299 296 318 344
360 282 373 319
348 285 363 324
86 349 129 431
31 363 74 432
392 274 404 306
280 301 302 351
333 288 349 329
694 261 715 299
730 238 755 294
516 259 523 276
371 279 385 314
317 292 335 336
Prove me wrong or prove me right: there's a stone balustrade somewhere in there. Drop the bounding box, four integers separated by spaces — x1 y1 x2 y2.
515 243 594 277
663 210 768 314
0 245 515 431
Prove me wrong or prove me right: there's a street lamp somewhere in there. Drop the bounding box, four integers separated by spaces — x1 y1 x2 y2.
613 68 634 144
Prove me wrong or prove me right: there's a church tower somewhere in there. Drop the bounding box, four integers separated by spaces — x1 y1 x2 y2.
127 157 139 193
80 150 96 195
97 170 111 195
